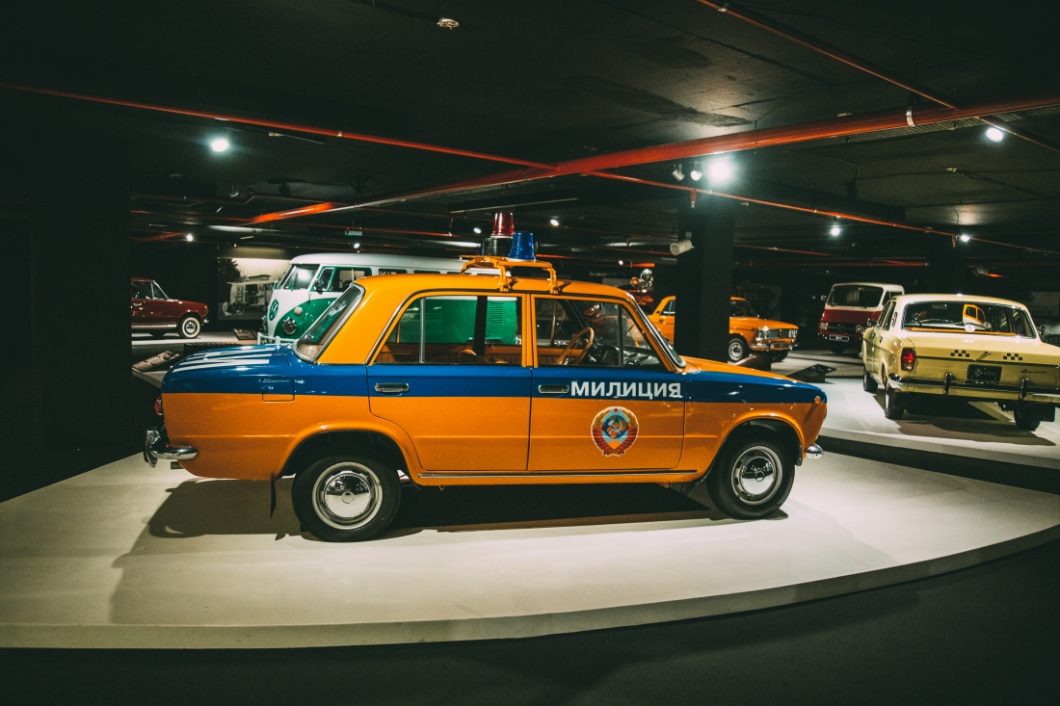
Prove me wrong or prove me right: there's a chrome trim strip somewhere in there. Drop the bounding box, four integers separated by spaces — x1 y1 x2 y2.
420 469 698 479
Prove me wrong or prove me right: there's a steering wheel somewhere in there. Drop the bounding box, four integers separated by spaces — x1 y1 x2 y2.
558 327 595 365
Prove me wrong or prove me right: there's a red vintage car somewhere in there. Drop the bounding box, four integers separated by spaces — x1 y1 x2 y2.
131 277 209 338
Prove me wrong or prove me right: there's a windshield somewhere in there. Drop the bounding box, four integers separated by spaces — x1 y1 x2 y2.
279 264 318 291
903 301 1037 337
730 299 757 317
294 284 365 360
827 285 884 308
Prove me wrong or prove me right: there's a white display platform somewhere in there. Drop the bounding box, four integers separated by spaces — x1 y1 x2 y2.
2 452 1058 649
774 352 1060 471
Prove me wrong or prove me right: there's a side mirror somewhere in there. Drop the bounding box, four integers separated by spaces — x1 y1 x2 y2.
312 283 324 294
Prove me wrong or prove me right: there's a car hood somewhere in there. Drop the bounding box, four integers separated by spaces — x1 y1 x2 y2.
732 317 797 331
902 331 1060 365
681 355 825 404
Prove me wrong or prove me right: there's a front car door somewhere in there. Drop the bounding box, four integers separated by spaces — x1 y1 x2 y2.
367 292 530 472
529 295 684 471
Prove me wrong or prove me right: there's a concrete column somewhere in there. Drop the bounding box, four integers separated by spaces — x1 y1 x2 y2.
927 237 968 293
2 107 130 498
674 197 735 362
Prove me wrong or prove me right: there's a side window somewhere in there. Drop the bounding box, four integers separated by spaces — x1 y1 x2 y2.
663 298 676 315
379 268 407 275
376 295 522 365
131 282 151 299
151 282 167 300
878 301 895 330
536 298 662 369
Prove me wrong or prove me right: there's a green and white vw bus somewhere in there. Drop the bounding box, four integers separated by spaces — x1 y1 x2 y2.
260 253 464 343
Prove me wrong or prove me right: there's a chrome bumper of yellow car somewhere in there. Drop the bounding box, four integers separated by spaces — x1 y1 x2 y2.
890 377 1060 405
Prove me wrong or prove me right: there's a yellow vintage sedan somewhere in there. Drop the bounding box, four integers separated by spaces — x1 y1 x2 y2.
145 254 827 542
861 293 1060 429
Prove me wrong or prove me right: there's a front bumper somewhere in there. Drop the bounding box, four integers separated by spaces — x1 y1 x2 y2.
890 376 1060 405
751 340 795 353
143 427 198 468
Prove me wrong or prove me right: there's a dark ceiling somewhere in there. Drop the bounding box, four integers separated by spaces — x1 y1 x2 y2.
3 0 1060 281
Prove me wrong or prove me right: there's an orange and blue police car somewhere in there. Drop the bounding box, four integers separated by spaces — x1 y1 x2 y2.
146 251 827 542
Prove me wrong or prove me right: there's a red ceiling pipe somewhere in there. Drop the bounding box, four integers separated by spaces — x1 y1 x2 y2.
695 0 1060 154
1 83 554 170
326 92 1060 215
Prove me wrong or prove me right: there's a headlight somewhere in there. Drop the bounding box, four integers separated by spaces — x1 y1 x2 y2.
281 318 297 335
820 322 829 331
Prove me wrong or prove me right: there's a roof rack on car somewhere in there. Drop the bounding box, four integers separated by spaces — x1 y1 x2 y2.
461 256 559 293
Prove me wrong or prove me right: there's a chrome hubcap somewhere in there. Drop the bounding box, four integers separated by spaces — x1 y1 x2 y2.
728 341 744 361
312 462 382 530
731 446 782 505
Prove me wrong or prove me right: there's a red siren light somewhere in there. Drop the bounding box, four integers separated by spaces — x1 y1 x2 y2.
491 211 515 236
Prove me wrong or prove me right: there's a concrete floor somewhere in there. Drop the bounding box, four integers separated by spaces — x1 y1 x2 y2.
2 448 1059 649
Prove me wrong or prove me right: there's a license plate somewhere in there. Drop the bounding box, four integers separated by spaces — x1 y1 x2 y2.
967 364 1001 385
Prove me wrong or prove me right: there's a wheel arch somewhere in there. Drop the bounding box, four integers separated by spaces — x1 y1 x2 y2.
716 416 803 467
281 429 411 480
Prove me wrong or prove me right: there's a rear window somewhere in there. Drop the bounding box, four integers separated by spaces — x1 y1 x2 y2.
827 285 884 308
903 301 1037 337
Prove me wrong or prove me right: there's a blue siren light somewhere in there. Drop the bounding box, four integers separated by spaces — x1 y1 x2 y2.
509 231 536 261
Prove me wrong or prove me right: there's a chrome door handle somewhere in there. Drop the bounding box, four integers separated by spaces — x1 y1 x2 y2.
374 383 409 394
537 384 570 395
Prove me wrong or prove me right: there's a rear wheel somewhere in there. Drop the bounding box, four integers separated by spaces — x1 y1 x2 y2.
178 315 202 339
862 367 878 393
883 374 905 420
727 337 749 362
706 434 794 520
1014 405 1043 432
293 454 401 541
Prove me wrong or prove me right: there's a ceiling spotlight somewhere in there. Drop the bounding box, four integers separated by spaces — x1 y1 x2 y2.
436 17 460 29
706 156 735 185
209 136 230 153
984 126 1005 143
473 226 483 235
829 224 842 237
669 238 695 256
618 259 625 266
353 241 361 250
549 217 560 227
959 233 971 243
689 166 703 182
671 164 685 182
185 233 195 242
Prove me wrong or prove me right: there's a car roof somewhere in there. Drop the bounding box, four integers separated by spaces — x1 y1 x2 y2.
355 270 631 299
289 253 462 269
893 293 1028 307
829 282 903 289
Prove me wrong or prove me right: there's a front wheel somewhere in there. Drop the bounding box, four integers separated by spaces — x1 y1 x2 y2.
706 435 794 520
292 455 401 541
727 337 749 362
178 315 202 339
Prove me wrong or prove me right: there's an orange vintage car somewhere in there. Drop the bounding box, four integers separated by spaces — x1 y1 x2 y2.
145 256 826 542
649 295 799 363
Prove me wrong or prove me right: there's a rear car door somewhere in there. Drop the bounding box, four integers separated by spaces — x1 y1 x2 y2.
367 292 530 472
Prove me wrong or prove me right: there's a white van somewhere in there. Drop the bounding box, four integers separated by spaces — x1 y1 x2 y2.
260 253 464 343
